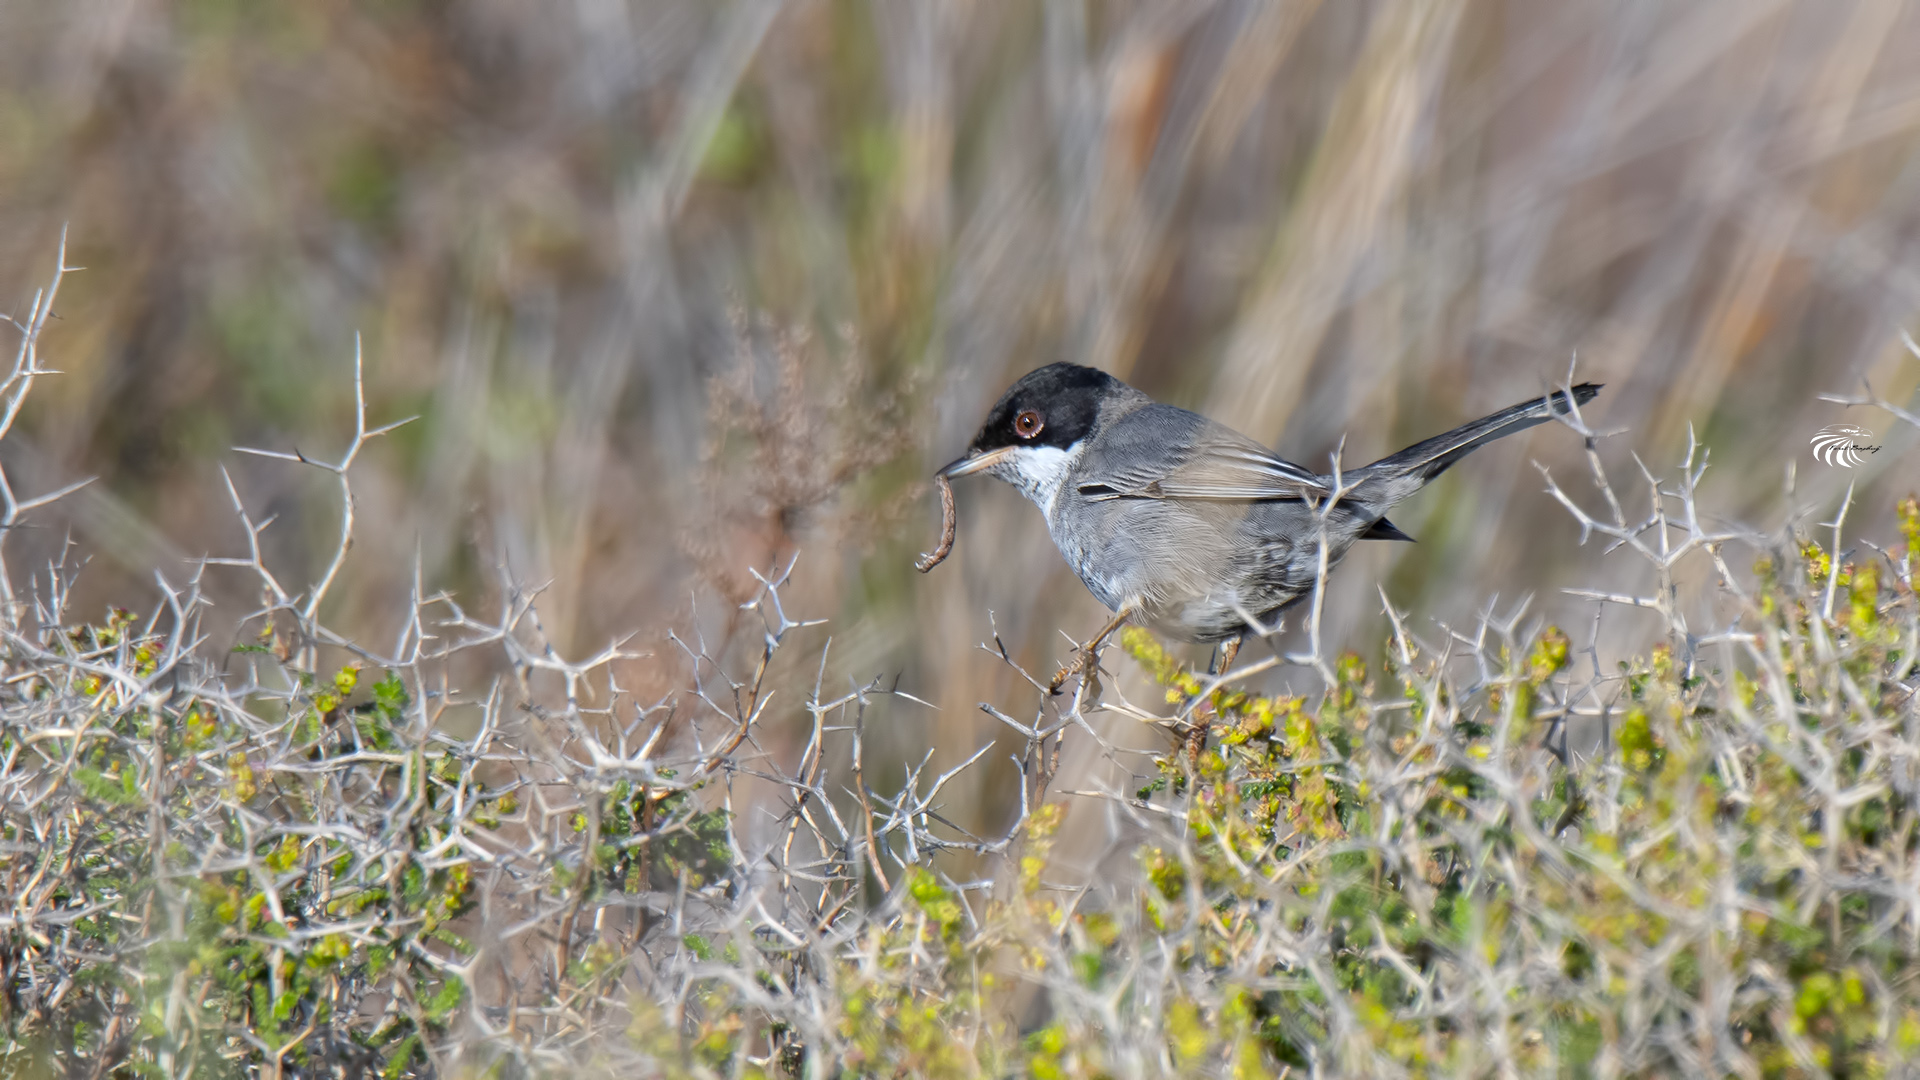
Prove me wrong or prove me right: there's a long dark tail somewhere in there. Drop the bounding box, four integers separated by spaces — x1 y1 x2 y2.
1350 383 1601 512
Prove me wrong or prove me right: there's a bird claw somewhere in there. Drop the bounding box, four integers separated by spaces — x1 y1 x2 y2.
1047 608 1133 696
1183 636 1241 761
1047 645 1099 695
1184 717 1211 763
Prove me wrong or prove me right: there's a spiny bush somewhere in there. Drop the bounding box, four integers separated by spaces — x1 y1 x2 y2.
7 246 1920 1078
596 505 1920 1079
1104 529 1920 1078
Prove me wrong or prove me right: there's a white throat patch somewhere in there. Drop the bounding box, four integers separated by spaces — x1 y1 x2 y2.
990 443 1085 514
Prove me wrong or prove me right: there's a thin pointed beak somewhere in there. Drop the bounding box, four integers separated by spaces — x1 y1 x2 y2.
937 447 1015 479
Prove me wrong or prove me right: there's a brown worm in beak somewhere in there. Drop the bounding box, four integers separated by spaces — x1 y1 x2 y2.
914 472 956 572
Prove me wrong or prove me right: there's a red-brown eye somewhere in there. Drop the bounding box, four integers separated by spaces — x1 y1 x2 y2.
1014 409 1044 439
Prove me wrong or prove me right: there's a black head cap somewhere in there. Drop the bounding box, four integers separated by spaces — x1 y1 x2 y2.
967 363 1126 454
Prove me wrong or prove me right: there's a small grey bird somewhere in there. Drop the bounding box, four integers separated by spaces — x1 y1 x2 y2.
936 363 1599 685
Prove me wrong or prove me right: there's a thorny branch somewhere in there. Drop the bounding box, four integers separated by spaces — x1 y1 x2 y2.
6 236 1920 1076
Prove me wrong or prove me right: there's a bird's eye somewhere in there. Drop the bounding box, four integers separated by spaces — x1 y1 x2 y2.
1014 410 1044 439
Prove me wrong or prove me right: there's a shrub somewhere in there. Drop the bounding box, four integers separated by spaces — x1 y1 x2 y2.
7 251 1920 1078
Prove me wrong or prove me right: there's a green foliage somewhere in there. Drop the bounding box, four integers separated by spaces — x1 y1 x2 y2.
1 654 480 1075
605 498 1920 1077
14 491 1920 1076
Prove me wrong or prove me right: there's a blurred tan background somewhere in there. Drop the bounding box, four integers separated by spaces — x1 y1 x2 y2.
5 1 1920 839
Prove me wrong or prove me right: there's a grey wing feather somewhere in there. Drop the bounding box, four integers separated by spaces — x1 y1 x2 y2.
1076 406 1330 502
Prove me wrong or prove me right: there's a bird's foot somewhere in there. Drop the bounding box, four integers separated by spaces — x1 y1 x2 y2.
1183 636 1242 763
1047 608 1135 696
1047 644 1101 695
1183 715 1212 764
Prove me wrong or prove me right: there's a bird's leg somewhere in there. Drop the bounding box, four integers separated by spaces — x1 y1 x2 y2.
1048 606 1134 694
1186 634 1244 763
1215 635 1242 677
